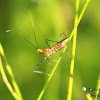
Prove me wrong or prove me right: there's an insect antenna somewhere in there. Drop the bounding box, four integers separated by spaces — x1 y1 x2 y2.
28 10 38 49
6 29 37 50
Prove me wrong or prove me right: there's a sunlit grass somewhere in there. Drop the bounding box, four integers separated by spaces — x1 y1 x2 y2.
67 0 79 100
0 43 23 100
0 0 91 99
86 93 93 100
94 74 100 100
82 74 100 100
37 0 90 100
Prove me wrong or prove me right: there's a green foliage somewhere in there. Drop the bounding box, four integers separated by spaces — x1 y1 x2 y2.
0 43 23 100
0 0 100 100
38 0 90 100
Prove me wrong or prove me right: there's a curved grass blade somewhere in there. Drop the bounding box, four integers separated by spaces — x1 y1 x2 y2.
0 43 23 100
37 0 90 99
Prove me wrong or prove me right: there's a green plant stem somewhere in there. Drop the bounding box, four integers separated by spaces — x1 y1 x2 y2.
37 0 90 100
0 43 23 100
94 74 100 100
69 0 90 41
37 57 61 100
86 93 93 100
67 0 79 100
6 64 23 100
0 56 19 100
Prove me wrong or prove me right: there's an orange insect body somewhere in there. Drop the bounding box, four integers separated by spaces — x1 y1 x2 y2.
37 38 69 57
6 11 70 76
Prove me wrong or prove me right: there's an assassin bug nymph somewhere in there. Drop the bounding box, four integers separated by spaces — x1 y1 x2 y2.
6 11 70 76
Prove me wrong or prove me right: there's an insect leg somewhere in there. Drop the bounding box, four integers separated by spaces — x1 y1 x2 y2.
33 57 51 76
58 32 71 58
58 32 67 42
66 49 71 59
45 39 58 42
47 58 53 69
45 32 67 44
45 39 58 51
47 58 56 74
45 39 58 47
49 58 59 63
33 71 51 77
33 57 46 71
45 39 51 48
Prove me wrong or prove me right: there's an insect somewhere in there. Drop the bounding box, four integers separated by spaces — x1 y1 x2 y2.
6 11 70 76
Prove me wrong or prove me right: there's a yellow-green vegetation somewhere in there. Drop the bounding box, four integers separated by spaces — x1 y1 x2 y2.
0 43 23 100
0 0 100 100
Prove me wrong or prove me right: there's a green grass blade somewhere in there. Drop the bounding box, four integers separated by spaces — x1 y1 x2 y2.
37 0 90 99
0 43 23 100
86 93 93 100
0 56 19 100
69 0 90 41
0 43 4 57
6 64 23 99
67 0 79 100
37 57 61 100
94 74 100 100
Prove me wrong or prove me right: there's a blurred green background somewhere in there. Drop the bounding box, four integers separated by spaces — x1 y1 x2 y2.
0 0 100 100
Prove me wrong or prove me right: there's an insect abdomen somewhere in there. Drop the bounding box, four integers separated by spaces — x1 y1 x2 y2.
51 43 63 53
51 38 69 53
